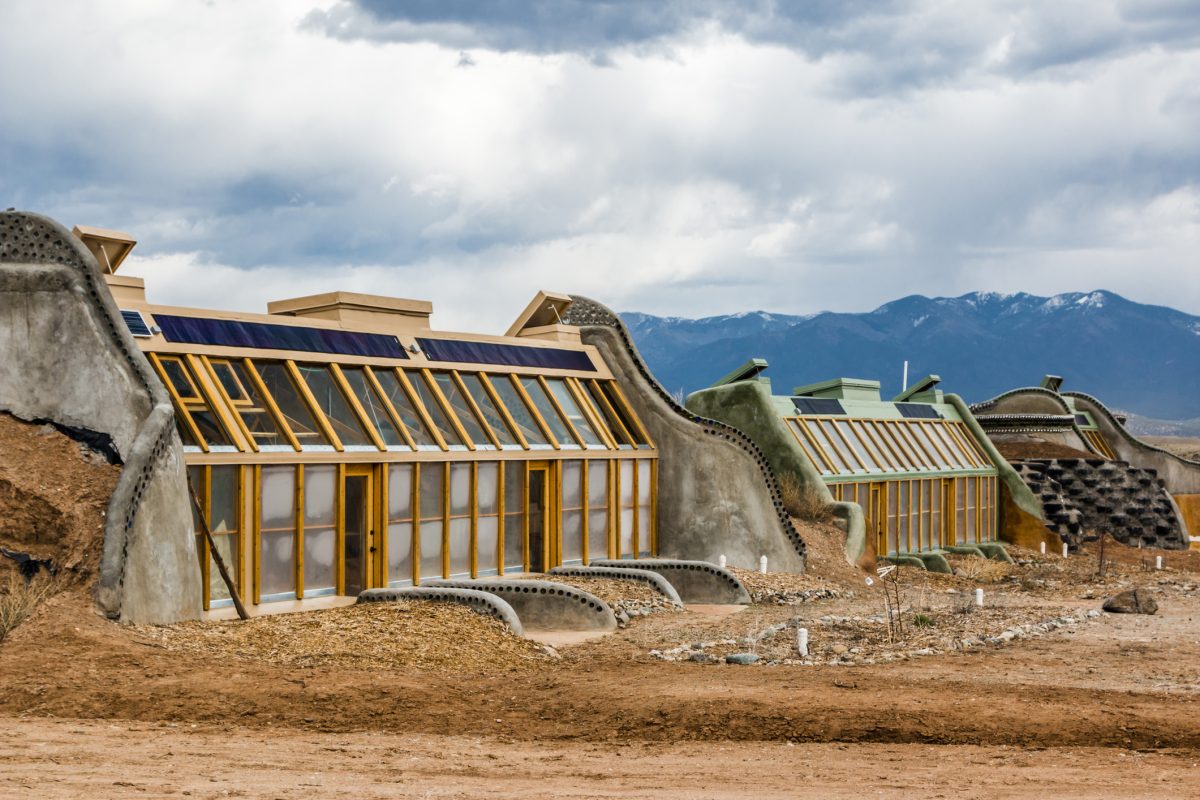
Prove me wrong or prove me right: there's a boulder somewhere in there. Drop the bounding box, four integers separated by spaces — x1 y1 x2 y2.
1101 588 1158 615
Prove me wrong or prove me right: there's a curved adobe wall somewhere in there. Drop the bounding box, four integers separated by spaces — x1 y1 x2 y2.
0 211 200 623
562 297 807 573
971 387 1094 454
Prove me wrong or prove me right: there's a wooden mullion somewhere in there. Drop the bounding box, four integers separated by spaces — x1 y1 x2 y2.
478 372 529 449
567 377 617 449
187 354 249 453
496 463 506 575
412 463 422 585
537 375 585 447
823 418 867 472
605 381 653 449
422 369 475 452
470 463 479 577
452 371 502 449
287 361 344 452
335 464 346 594
588 379 635 446
149 354 209 453
198 355 259 453
241 358 301 451
394 368 449 451
442 461 451 578
295 465 305 600
252 465 262 605
510 375 560 449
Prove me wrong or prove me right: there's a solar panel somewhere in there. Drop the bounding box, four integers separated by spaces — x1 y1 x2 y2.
792 397 845 415
121 309 152 338
154 314 407 359
895 402 942 420
416 338 597 372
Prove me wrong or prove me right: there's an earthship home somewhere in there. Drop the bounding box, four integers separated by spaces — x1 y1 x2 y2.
83 227 661 616
685 363 1027 568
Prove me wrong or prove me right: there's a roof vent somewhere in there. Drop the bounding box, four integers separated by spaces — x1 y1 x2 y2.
267 292 433 334
72 225 137 274
1040 374 1064 392
710 358 769 388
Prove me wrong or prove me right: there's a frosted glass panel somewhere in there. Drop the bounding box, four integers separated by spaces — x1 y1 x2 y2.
619 461 634 505
387 522 413 584
449 517 472 576
619 509 634 557
450 463 471 516
562 461 583 507
420 521 444 579
562 511 583 563
587 509 609 561
476 463 499 514
476 516 498 573
303 527 336 593
502 463 525 571
260 466 296 530
420 464 444 518
388 464 413 519
210 466 238 533
260 530 295 596
637 460 651 504
304 465 336 527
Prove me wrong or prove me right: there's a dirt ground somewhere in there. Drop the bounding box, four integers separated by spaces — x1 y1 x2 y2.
3 415 1200 798
1142 435 1200 461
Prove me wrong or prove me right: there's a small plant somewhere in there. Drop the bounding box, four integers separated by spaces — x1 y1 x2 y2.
779 473 833 523
0 571 60 644
912 613 934 629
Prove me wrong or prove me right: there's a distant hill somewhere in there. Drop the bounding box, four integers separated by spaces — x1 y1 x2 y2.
620 290 1200 420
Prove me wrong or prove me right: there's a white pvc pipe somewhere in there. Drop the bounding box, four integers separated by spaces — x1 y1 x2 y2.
1040 542 1046 555
1156 555 1163 570
975 588 984 607
797 627 809 657
718 554 726 569
1062 542 1069 558
759 555 768 574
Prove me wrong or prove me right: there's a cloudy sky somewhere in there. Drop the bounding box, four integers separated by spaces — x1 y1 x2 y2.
2 0 1198 331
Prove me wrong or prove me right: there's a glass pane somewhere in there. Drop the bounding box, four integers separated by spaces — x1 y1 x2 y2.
303 527 336 594
260 530 295 597
296 364 374 447
545 379 604 446
373 370 438 447
190 410 234 448
619 509 634 557
490 376 550 446
599 382 648 446
210 466 238 533
387 521 413 585
304 465 336 527
209 534 237 602
584 381 634 449
211 361 249 402
419 519 444 579
935 424 971 466
637 505 651 555
223 361 287 447
341 367 408 449
836 420 877 471
520 377 575 445
910 423 951 469
433 372 492 447
587 462 609 561
476 516 498 574
448 517 471 576
804 420 849 474
477 463 499 515
459 373 519 446
966 478 978 543
254 362 328 448
420 463 444 520
637 460 651 505
503 463 525 570
159 358 198 399
405 371 464 447
449 463 471 516
388 464 413 520
562 511 583 563
619 460 634 506
174 418 200 448
562 461 583 509
260 466 296 530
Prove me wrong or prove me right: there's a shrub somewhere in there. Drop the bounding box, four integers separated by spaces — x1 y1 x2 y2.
0 572 59 644
779 473 832 523
912 613 934 629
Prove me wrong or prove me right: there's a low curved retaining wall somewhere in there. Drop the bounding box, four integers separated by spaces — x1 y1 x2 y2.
547 564 682 605
358 586 525 635
423 579 617 632
591 559 750 604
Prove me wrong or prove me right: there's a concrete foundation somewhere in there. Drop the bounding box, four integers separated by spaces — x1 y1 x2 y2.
0 211 200 623
358 587 525 635
424 579 617 632
562 297 807 573
591 559 750 604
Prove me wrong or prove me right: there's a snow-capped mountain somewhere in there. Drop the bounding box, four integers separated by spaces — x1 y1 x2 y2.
620 290 1200 420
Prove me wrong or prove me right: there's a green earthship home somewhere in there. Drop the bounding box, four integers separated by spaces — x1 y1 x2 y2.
683 362 1030 570
0 210 805 626
971 376 1198 552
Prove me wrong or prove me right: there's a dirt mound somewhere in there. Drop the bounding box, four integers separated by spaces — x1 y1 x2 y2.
790 517 870 588
998 441 1099 460
0 413 118 585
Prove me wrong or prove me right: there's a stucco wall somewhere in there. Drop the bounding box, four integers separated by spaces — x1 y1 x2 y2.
563 297 806 573
0 211 200 623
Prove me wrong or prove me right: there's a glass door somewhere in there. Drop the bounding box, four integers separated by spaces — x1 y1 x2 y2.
342 466 377 595
527 463 551 572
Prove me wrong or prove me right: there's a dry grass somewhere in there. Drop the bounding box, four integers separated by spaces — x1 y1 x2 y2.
779 473 833 523
946 555 1014 583
0 572 61 644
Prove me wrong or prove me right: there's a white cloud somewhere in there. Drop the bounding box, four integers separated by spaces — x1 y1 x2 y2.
0 0 1197 332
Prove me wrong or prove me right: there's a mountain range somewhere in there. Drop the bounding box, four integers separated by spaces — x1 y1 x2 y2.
620 290 1200 421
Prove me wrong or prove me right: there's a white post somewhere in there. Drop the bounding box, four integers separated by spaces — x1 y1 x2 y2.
718 554 726 569
1062 542 1069 558
1040 542 1046 555
1156 555 1163 570
797 627 809 657
975 588 984 607
902 360 909 393
759 555 768 574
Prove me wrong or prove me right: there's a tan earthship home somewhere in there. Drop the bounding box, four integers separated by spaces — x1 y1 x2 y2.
86 227 661 616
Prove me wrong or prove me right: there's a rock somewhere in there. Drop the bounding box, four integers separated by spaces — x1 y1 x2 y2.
725 653 760 665
831 644 849 655
1102 588 1158 615
688 652 716 664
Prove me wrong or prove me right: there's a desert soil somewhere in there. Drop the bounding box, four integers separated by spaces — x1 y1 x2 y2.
2 415 1200 798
